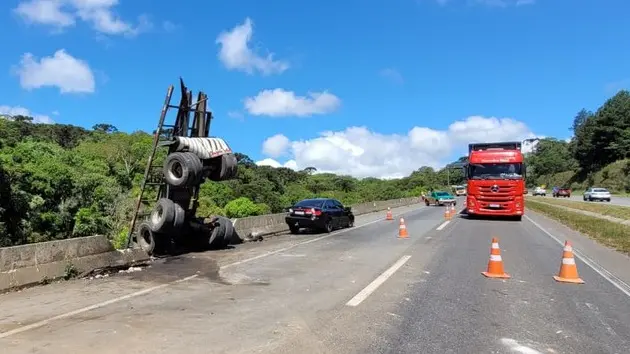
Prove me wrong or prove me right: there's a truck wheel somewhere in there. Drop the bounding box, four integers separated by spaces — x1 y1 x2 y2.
215 216 235 246
172 201 186 229
513 215 522 221
150 198 176 233
163 152 202 187
208 153 238 181
208 221 227 249
137 222 167 255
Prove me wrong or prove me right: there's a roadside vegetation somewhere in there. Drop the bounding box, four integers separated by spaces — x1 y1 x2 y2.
525 90 630 194
529 197 630 221
0 116 464 248
526 199 630 255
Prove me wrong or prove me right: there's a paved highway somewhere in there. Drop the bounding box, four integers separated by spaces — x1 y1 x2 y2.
531 193 630 207
1 202 629 353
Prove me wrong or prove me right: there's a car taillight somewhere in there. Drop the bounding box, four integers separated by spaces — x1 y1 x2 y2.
311 208 322 216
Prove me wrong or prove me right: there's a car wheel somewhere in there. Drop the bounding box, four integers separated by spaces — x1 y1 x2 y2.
347 218 355 228
324 219 333 233
289 225 299 234
425 200 430 206
606 199 611 202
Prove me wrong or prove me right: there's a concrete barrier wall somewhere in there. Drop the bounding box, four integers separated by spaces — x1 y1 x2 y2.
233 196 422 237
0 235 149 292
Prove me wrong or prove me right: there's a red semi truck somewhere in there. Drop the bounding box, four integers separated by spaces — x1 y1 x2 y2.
465 141 526 221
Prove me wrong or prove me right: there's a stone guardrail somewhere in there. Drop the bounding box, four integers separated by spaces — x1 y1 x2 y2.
0 196 423 292
232 196 423 238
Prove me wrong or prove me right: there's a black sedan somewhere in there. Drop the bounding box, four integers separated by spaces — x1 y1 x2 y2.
285 198 355 234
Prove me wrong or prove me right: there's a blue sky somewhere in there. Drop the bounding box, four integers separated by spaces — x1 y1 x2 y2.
1 0 630 178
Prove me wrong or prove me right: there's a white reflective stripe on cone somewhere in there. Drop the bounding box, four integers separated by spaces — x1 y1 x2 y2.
562 257 576 265
564 245 573 252
490 255 502 261
491 243 500 249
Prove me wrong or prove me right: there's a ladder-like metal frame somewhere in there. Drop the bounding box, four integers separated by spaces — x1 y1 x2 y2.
125 78 214 248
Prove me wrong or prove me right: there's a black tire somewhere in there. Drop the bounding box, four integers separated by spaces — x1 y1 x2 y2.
163 152 202 187
137 222 158 255
150 198 176 233
347 217 355 228
172 201 186 229
425 200 430 206
208 221 226 249
324 219 333 233
208 153 238 181
513 215 522 221
289 225 299 234
216 216 234 246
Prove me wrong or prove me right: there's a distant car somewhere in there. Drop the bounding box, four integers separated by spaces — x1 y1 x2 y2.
424 191 457 206
523 188 529 195
533 187 546 196
583 188 611 202
553 187 571 198
285 198 355 234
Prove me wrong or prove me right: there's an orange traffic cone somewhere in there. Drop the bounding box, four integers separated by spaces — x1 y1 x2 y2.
450 204 456 217
386 207 393 221
444 206 451 220
398 217 409 238
553 241 584 284
481 237 510 278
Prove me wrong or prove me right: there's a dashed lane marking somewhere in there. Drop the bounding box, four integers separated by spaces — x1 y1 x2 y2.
346 255 412 307
436 220 450 231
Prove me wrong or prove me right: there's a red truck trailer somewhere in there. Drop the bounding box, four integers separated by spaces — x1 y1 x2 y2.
465 141 526 221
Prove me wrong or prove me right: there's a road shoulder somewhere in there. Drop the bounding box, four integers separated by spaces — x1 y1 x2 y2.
525 210 630 296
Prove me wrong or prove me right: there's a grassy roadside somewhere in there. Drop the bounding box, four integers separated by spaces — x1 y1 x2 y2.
526 199 630 255
528 196 630 220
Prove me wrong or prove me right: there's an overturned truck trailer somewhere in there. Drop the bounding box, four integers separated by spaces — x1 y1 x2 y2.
126 78 239 255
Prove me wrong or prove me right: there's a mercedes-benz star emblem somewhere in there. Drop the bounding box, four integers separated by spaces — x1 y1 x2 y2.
490 185 499 192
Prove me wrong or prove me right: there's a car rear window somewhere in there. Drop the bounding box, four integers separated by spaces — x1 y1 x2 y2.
294 199 326 208
593 188 609 192
436 192 449 197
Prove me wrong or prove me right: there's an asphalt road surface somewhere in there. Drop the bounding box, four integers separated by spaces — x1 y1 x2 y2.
1 201 629 354
532 193 630 207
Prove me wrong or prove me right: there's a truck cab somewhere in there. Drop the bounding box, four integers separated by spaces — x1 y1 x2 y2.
465 141 525 221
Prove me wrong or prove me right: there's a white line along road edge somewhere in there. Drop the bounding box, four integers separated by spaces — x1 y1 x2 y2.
346 255 412 307
524 215 630 298
436 220 450 231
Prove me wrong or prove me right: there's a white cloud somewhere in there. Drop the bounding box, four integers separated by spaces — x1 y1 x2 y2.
380 68 404 84
0 105 54 124
244 89 341 117
15 49 96 94
255 116 540 179
262 134 291 158
216 17 289 75
14 0 151 36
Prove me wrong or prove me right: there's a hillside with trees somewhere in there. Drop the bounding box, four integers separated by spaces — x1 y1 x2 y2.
0 116 464 247
526 90 630 191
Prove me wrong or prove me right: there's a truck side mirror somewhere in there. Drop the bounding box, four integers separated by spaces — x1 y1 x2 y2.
522 165 527 176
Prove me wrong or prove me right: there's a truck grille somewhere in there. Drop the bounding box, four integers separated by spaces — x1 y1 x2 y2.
476 185 516 202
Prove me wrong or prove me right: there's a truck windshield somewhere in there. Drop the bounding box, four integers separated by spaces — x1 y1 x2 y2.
468 163 523 180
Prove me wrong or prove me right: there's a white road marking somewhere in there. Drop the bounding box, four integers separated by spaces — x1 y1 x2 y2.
524 215 630 298
0 274 199 339
0 205 430 339
436 220 450 230
346 255 411 307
